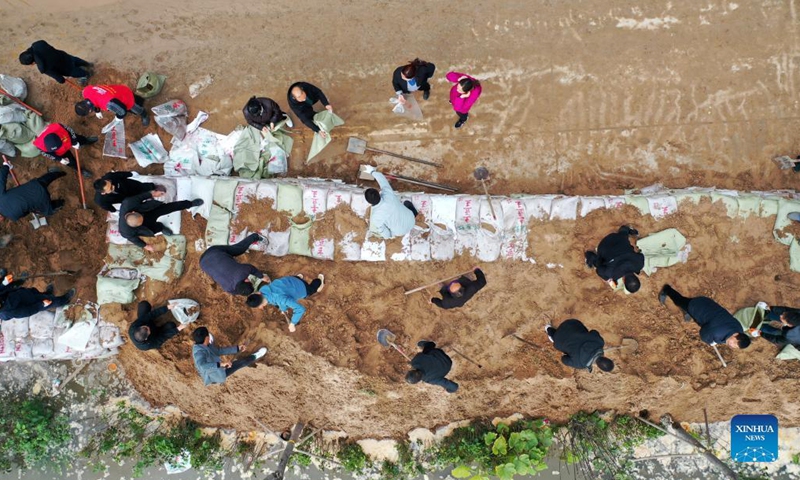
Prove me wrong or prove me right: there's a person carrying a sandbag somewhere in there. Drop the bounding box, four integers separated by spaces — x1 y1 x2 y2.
33 122 98 178
75 84 150 127
19 40 93 85
118 190 203 251
363 166 416 239
128 301 188 351
93 171 161 213
287 81 332 138
585 225 645 294
0 162 66 222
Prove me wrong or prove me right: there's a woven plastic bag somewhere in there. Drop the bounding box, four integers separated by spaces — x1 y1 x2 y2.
135 72 167 99
152 99 188 140
101 118 126 158
168 299 200 325
130 133 168 167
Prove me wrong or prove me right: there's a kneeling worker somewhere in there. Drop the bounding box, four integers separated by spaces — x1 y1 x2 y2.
246 273 325 333
585 225 644 294
129 301 187 351
406 340 458 393
192 327 267 386
545 319 614 373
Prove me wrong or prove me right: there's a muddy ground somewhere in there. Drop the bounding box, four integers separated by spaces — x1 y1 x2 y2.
2 0 800 438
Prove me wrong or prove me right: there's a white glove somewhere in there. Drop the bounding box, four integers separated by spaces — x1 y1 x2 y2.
73 143 80 150
60 159 70 165
3 161 12 170
756 301 769 311
94 111 104 119
363 165 377 174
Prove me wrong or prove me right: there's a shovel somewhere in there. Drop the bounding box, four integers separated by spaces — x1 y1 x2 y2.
604 338 639 354
359 165 458 193
19 270 78 280
473 166 497 220
377 329 412 361
2 156 46 229
348 137 442 168
0 87 42 116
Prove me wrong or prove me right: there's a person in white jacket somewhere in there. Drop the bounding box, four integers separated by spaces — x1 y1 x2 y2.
363 166 417 239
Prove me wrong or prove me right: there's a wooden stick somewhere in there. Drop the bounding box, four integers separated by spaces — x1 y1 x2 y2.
51 361 91 396
711 344 727 368
0 87 42 116
703 408 712 448
631 453 700 463
73 148 87 209
64 78 83 92
479 179 497 220
404 269 477 295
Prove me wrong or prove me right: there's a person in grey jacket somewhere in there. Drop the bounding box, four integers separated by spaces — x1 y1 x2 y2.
191 327 267 386
363 166 416 239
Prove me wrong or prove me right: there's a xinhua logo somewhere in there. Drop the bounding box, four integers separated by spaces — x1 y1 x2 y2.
730 414 778 462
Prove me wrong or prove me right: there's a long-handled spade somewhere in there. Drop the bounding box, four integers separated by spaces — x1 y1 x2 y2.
377 329 412 361
2 156 46 229
348 137 442 168
603 338 639 355
448 346 483 369
473 166 497 220
73 147 87 209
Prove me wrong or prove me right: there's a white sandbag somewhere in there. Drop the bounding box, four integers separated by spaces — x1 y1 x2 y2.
175 176 192 202
265 230 290 256
350 193 371 218
266 143 288 175
339 232 362 261
0 104 27 124
429 224 455 261
152 99 188 140
476 208 503 262
430 195 457 230
303 186 328 217
83 328 101 353
326 189 352 210
256 182 278 203
31 338 54 358
189 176 215 218
130 133 168 167
0 139 15 157
607 196 626 209
0 74 28 101
523 196 554 220
28 310 55 339
647 196 678 219
408 227 431 261
166 144 197 176
102 118 127 159
550 197 579 220
56 320 97 352
361 240 386 261
168 298 200 325
500 199 526 233
99 326 123 348
14 340 32 359
52 327 71 357
479 197 503 225
455 196 480 256
234 182 258 213
5 317 29 340
411 194 433 222
579 197 607 217
311 238 335 260
0 331 13 359
96 276 140 305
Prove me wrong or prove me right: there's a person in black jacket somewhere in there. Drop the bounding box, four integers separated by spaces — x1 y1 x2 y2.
0 164 65 222
659 284 751 349
119 190 202 250
243 96 293 132
585 225 644 293
18 40 93 85
200 233 268 295
0 285 75 321
128 301 187 351
406 341 458 393
431 267 487 309
545 319 614 372
392 59 436 103
287 82 332 137
93 172 158 213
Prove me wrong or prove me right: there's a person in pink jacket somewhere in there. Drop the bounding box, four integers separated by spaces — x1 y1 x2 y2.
446 71 482 128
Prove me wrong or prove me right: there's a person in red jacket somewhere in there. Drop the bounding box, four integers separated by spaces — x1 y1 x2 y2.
74 84 150 126
33 123 97 178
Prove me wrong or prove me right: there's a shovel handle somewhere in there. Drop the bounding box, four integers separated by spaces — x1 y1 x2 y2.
0 88 42 116
73 148 87 209
2 155 20 186
64 78 83 92
390 343 412 361
480 180 497 220
366 147 442 168
385 173 459 192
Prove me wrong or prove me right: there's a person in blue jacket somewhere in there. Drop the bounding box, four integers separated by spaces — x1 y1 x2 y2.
191 327 267 386
659 284 751 350
246 274 325 333
406 341 458 393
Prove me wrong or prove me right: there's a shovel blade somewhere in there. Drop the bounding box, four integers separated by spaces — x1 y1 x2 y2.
30 217 44 229
347 137 368 155
377 328 397 347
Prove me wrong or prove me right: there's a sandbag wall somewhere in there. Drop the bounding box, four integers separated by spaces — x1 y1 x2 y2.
102 176 800 266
